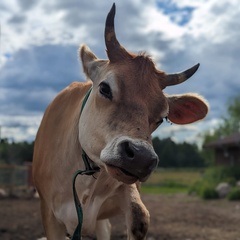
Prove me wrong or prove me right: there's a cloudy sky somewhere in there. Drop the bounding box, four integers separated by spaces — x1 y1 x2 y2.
0 0 239 145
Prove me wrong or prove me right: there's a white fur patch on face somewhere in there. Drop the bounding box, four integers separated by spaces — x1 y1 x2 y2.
99 71 119 99
100 135 126 164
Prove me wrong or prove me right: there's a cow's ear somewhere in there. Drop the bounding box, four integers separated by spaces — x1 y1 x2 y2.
167 94 208 124
80 44 107 81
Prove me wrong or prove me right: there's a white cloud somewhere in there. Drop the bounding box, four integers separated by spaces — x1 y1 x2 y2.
0 0 239 143
141 5 185 39
0 115 42 142
185 0 239 43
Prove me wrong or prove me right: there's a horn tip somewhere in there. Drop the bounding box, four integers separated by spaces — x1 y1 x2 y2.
190 63 200 76
195 63 200 70
110 3 116 14
106 3 116 28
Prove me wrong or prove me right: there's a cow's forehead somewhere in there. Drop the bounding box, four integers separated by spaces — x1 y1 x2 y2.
104 58 165 102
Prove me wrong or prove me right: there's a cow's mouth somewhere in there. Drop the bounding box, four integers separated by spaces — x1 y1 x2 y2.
106 164 139 184
119 167 140 178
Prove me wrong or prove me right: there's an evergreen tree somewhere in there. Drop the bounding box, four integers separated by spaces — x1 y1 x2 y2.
201 95 240 166
152 137 204 168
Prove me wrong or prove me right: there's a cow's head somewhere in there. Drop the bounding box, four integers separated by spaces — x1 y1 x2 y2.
79 4 208 184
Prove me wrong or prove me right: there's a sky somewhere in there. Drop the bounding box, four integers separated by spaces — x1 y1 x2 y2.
0 0 240 145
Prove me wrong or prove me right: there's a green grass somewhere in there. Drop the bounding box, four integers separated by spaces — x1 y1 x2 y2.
141 169 202 194
141 185 188 194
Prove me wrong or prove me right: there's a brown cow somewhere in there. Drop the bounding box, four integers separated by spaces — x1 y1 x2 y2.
32 3 208 240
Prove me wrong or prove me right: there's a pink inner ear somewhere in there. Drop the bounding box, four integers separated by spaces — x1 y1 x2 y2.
167 95 208 125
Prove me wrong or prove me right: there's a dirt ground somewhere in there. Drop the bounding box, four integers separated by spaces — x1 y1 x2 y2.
0 194 240 240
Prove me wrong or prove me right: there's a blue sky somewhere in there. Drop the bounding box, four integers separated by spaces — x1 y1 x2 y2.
1 0 240 144
156 1 195 25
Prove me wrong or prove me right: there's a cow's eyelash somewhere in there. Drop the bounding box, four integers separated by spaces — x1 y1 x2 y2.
165 117 173 125
99 82 113 100
156 119 163 125
156 117 171 126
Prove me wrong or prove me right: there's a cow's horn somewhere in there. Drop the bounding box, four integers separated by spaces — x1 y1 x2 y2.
162 63 200 88
105 3 130 62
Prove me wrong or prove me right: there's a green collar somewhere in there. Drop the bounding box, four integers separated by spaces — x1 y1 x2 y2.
71 86 100 240
79 87 100 173
80 87 92 115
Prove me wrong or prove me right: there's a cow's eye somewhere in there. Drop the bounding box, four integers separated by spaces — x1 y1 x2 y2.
99 82 112 100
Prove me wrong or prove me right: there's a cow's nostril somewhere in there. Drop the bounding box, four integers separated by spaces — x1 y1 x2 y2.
122 141 135 159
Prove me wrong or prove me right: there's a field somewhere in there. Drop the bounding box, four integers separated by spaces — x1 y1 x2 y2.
0 169 240 240
141 169 202 194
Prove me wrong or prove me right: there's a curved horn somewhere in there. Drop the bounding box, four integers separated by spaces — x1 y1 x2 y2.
105 3 130 62
162 63 200 88
105 3 120 50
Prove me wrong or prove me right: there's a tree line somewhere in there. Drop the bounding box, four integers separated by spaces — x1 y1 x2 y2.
153 137 204 168
0 138 34 165
0 137 205 168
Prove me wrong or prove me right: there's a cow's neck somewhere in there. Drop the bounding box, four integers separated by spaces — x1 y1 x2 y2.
79 86 100 174
71 86 100 240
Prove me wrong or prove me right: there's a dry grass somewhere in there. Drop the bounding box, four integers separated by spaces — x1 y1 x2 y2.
141 169 203 194
146 169 202 185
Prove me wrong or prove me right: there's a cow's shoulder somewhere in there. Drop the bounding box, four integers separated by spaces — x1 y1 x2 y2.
54 81 92 108
43 81 91 119
36 81 92 146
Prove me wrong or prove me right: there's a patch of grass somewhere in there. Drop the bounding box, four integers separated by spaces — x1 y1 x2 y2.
141 169 202 194
146 169 202 186
141 185 188 194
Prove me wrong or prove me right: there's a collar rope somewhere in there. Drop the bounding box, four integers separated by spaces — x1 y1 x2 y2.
71 86 100 240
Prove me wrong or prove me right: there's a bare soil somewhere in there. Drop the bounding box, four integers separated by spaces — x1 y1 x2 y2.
0 194 240 240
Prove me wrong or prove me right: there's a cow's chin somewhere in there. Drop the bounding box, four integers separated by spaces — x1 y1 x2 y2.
106 164 138 184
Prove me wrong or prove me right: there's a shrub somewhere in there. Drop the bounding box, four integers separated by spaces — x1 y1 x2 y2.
225 177 236 186
203 166 240 184
160 179 187 188
227 187 240 201
189 166 240 199
199 184 219 200
188 180 202 195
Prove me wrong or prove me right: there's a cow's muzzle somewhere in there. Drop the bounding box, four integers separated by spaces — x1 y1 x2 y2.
100 137 159 184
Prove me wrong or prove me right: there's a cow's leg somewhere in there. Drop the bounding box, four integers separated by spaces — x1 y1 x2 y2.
123 185 150 240
126 202 149 240
95 219 111 240
40 201 66 240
